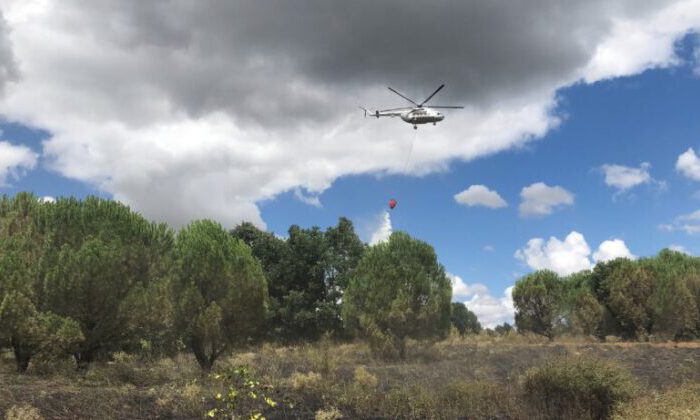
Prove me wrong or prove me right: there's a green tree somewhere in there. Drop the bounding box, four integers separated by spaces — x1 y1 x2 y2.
39 197 174 369
494 322 514 335
644 250 699 340
318 218 365 336
232 218 364 341
450 302 481 335
173 220 267 370
0 193 84 372
513 270 564 339
342 232 452 359
600 259 655 340
562 271 604 338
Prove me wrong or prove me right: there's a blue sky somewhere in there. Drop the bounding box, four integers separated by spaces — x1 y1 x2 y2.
2 1 700 326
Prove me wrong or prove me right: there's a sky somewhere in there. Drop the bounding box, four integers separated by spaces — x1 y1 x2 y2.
1 0 700 327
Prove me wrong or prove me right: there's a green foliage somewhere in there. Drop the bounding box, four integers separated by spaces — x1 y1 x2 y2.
342 232 452 359
562 271 605 337
173 220 268 370
232 218 364 341
513 270 564 339
599 259 655 340
450 302 481 335
494 322 514 335
36 197 175 368
643 250 700 340
0 291 83 372
522 357 637 420
0 193 83 371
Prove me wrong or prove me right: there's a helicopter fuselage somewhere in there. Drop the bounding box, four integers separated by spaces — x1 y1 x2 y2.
400 107 444 125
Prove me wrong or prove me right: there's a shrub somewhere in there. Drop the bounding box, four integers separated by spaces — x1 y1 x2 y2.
343 232 452 360
613 383 700 419
5 405 44 420
315 407 343 420
522 357 637 419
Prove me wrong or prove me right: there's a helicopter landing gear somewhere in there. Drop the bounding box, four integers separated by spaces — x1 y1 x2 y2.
413 125 417 130
433 122 436 126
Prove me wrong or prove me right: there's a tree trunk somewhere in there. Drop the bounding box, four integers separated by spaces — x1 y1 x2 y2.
11 339 32 373
191 341 215 371
74 348 96 372
397 336 406 360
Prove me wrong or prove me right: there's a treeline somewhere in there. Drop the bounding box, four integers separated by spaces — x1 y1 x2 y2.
513 251 700 341
0 193 472 372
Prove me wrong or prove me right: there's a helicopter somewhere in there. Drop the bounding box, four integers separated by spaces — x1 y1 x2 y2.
360 84 464 129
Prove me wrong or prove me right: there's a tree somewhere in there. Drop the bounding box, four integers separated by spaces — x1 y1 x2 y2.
450 302 481 335
342 232 452 359
0 193 83 372
39 197 174 369
601 259 655 340
232 218 365 341
318 217 365 336
562 271 604 338
494 322 514 335
644 250 699 340
173 220 267 370
513 270 564 339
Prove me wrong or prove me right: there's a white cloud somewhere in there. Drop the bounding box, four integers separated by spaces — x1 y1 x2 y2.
515 231 592 275
448 273 489 299
0 141 38 186
369 211 392 245
661 209 700 234
669 244 689 254
40 196 56 203
515 231 635 276
293 188 321 207
676 148 700 181
0 1 698 228
583 0 700 83
600 162 651 191
454 185 507 209
447 272 514 328
463 286 515 328
483 245 495 252
519 182 574 217
593 239 636 262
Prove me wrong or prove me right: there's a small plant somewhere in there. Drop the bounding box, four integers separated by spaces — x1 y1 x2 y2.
522 357 637 419
5 405 44 420
206 364 292 419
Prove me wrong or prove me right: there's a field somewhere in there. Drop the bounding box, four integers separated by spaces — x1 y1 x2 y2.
1 335 699 419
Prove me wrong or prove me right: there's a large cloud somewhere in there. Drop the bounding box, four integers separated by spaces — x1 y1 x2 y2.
0 140 38 186
0 12 17 95
454 185 507 209
1 0 699 227
600 163 652 191
676 148 700 181
515 231 635 276
448 273 514 328
519 182 574 217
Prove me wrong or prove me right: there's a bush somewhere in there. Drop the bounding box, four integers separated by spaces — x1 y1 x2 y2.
613 383 700 419
522 357 637 419
5 405 44 420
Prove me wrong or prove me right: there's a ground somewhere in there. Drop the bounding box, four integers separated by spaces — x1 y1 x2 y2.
1 335 699 419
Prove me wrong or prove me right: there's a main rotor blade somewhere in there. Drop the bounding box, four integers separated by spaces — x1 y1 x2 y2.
419 84 445 106
387 87 418 106
428 105 464 109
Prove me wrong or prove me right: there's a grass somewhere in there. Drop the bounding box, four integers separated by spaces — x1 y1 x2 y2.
1 334 699 419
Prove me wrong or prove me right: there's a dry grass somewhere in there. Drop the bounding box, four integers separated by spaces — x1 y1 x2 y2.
1 336 699 419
